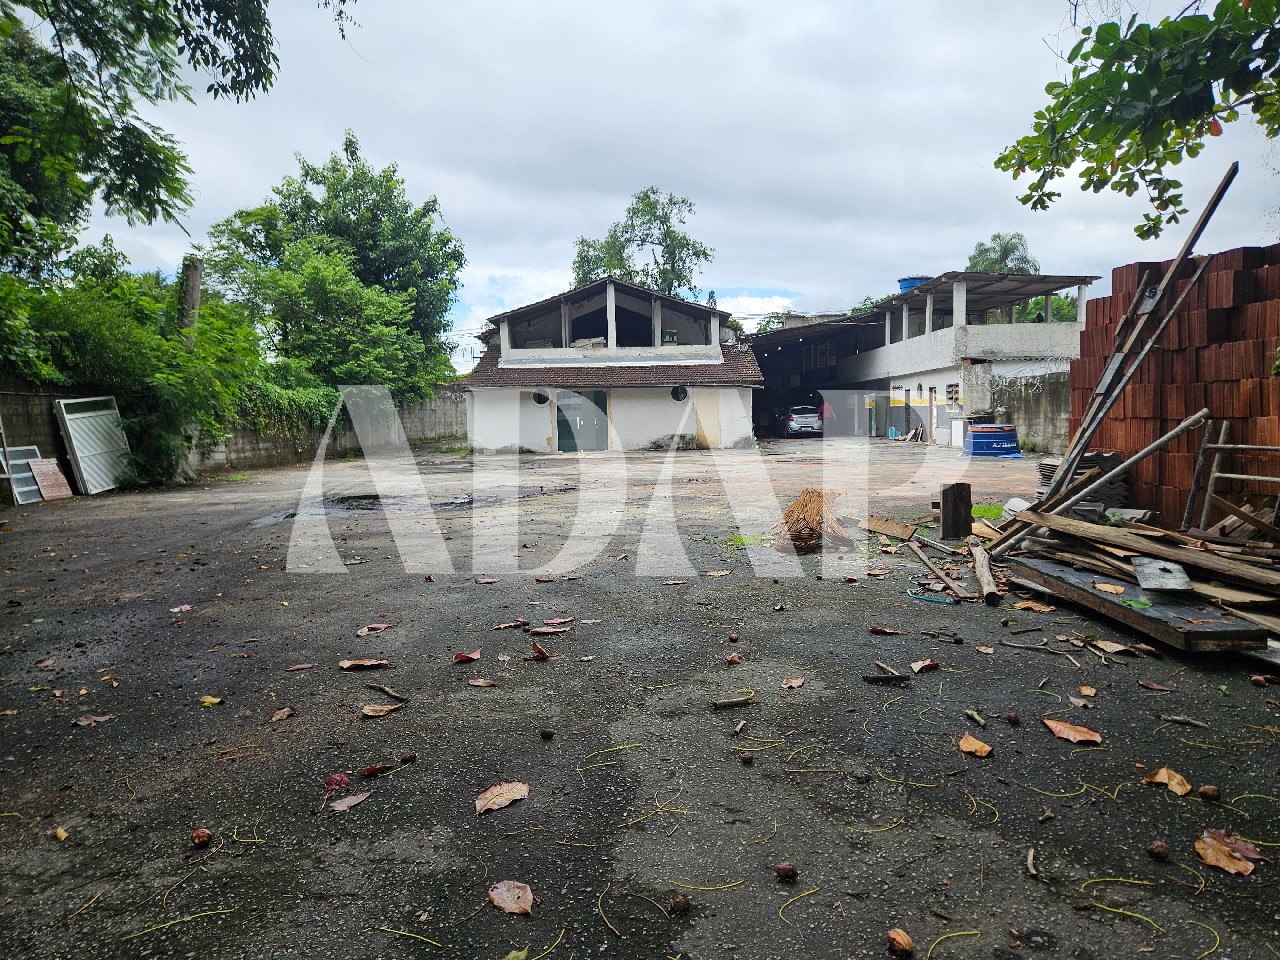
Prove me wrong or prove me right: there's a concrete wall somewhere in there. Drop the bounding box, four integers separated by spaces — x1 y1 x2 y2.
469 386 755 453
0 377 97 493
989 370 1072 455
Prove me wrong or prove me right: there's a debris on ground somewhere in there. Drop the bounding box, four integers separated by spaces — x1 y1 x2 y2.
771 487 856 553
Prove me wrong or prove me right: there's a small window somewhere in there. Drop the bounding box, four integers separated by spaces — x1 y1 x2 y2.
531 390 549 405
670 386 688 402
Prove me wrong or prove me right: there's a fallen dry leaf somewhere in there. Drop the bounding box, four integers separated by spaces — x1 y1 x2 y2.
71 714 116 727
959 732 992 757
725 652 742 665
1131 643 1159 656
361 703 403 717
453 649 482 663
887 928 914 955
476 780 530 816
1138 680 1174 691
866 568 890 577
1042 718 1102 744
358 765 394 777
1141 766 1192 796
339 658 391 670
468 678 497 687
1079 685 1097 697
528 641 552 661
474 577 502 584
493 618 528 630
1068 695 1095 709
1012 600 1056 613
1091 580 1127 595
1090 639 1131 655
33 657 54 669
543 617 575 625
269 707 295 722
285 663 316 672
488 880 534 914
706 569 732 577
328 791 371 813
55 827 69 842
910 658 939 674
842 575 858 583
356 623 393 636
663 579 688 585
976 645 995 655
781 677 805 689
528 626 571 636
869 626 904 635
1195 829 1265 876
199 695 222 707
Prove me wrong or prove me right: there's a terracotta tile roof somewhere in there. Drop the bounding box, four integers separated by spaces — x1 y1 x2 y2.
464 343 764 389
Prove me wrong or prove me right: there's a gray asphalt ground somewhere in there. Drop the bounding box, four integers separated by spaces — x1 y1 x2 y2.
2 439 1278 959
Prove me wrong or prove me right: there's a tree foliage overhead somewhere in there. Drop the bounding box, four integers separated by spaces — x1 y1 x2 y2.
966 232 1041 274
203 132 464 403
572 187 714 298
997 0 1280 239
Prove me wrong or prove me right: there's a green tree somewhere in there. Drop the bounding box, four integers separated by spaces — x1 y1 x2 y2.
996 1 1280 239
572 187 714 298
966 232 1040 274
205 131 465 355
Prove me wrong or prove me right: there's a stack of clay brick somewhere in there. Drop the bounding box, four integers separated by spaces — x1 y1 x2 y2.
1070 244 1280 524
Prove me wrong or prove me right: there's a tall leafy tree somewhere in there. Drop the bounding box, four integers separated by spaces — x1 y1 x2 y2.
997 1 1280 238
572 187 714 298
966 232 1040 274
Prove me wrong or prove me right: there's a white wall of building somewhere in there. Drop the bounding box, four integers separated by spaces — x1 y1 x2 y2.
840 322 1082 383
610 388 699 450
469 390 556 453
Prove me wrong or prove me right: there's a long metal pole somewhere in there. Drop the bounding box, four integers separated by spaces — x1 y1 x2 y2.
992 408 1211 558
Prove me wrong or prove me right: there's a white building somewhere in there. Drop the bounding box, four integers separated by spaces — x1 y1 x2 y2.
465 277 763 453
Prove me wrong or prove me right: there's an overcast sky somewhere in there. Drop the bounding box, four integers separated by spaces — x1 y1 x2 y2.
83 1 1276 370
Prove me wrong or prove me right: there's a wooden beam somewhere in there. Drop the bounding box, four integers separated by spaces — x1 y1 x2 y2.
906 539 977 600
940 483 972 540
966 536 1001 606
1209 494 1280 541
1012 510 1280 589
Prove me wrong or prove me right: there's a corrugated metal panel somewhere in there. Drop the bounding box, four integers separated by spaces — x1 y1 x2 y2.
55 398 131 494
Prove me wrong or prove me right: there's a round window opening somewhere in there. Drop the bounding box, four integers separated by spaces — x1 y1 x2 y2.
670 386 688 402
531 390 550 405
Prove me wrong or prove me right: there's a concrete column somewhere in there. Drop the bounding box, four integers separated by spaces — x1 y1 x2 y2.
709 312 719 346
884 310 893 344
901 303 910 339
652 297 662 346
1076 284 1088 324
952 281 967 326
606 281 617 348
560 301 571 346
925 293 934 333
499 319 511 354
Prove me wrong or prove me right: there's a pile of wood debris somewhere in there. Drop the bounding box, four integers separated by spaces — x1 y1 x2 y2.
771 487 856 553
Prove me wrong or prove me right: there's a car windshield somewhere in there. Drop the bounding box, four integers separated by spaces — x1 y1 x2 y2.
790 406 818 416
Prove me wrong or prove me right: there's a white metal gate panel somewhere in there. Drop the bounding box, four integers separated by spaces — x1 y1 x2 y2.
55 397 131 494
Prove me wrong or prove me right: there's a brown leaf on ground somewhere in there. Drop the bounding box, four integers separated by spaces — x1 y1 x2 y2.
199 695 222 706
474 577 502 584
1139 680 1174 691
493 619 528 630
869 626 904 635
361 703 402 717
328 791 371 813
453 649 482 663
339 658 391 670
725 652 742 665
358 765 394 777
1012 600 1056 613
887 928 914 955
285 663 316 671
1141 766 1192 796
842 575 858 583
706 569 732 577
543 617 575 625
910 658 939 674
488 880 534 914
356 623 393 636
33 657 54 669
1042 718 1102 744
1090 639 1131 655
527 641 552 661
269 707 295 722
528 626 571 636
1131 643 1159 656
1091 580 1127 595
71 714 116 727
1196 829 1265 875
959 732 992 757
468 678 497 687
781 677 805 689
867 568 890 577
534 576 555 583
663 580 688 585
976 645 995 655
1078 685 1097 696
1068 695 1095 709
476 780 530 816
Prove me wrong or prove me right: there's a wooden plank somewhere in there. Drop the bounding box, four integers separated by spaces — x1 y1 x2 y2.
1209 495 1280 541
972 520 1003 541
966 536 1001 606
1008 556 1266 652
940 483 972 540
29 458 73 501
1132 556 1193 592
857 515 917 541
905 539 977 600
1012 510 1280 589
1191 581 1278 607
1225 607 1280 636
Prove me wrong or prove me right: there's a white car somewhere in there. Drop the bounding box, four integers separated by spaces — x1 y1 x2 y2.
783 405 823 437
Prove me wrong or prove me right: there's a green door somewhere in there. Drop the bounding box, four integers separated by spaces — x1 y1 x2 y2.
556 391 608 452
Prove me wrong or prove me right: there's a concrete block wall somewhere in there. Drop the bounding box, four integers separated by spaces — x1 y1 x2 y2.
0 377 95 494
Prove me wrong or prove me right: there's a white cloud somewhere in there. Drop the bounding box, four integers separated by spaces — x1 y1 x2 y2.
716 295 797 333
